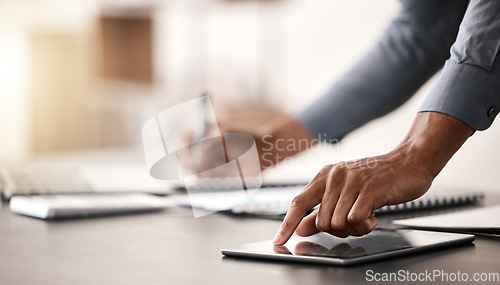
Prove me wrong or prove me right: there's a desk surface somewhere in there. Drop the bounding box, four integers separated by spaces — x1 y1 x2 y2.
1 194 499 285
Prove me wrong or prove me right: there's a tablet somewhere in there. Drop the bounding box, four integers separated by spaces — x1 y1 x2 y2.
221 229 474 266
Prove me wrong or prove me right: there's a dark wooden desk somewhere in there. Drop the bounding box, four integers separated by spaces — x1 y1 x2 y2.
1 195 499 285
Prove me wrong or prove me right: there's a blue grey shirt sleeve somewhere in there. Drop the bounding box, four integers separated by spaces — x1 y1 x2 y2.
419 0 500 130
296 0 468 142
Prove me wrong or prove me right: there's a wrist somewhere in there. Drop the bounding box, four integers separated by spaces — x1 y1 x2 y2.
397 112 473 178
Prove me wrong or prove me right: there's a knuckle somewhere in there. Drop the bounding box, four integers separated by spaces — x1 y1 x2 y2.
347 213 363 225
330 218 346 232
329 164 347 180
320 165 331 173
290 195 306 209
315 219 331 232
279 220 290 231
333 163 347 172
316 165 333 178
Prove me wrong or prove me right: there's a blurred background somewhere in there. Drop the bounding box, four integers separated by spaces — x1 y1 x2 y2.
1 0 499 191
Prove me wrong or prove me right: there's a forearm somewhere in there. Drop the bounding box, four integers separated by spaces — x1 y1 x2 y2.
397 111 473 180
255 105 473 173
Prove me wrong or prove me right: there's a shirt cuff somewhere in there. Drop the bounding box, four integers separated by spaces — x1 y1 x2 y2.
419 60 500 131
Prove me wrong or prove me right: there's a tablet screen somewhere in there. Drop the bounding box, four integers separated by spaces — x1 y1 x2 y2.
273 229 412 259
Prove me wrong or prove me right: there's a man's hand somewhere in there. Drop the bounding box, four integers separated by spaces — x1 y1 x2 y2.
273 112 474 245
273 150 432 245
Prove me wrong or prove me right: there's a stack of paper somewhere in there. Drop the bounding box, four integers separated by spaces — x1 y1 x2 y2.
393 205 500 234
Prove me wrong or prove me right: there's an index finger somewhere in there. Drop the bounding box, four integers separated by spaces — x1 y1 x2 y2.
273 181 324 246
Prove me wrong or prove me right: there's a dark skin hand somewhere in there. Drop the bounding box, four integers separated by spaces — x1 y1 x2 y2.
273 112 474 245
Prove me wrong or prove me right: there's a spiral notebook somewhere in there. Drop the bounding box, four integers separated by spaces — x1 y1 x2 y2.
175 186 484 218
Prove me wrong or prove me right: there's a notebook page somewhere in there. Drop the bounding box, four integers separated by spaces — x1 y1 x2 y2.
393 204 500 230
